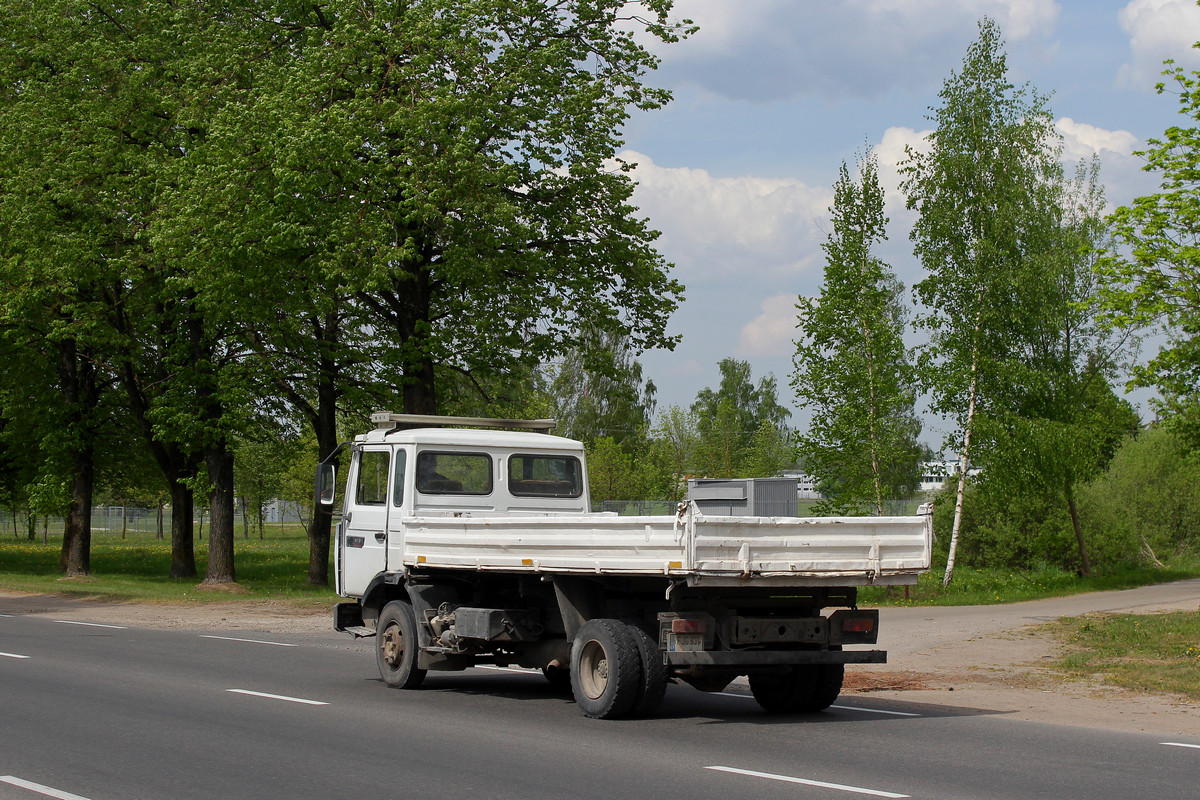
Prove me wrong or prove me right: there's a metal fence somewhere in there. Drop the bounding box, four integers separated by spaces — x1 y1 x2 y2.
1 501 307 540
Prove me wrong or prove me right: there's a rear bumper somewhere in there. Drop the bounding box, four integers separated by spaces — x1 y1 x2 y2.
664 649 886 667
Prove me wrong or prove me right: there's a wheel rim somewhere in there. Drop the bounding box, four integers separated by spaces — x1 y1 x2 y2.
577 639 609 700
380 621 405 671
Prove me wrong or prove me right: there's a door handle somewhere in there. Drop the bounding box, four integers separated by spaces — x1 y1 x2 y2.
375 533 386 543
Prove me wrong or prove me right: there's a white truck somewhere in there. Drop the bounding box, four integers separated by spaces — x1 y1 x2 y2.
319 414 931 719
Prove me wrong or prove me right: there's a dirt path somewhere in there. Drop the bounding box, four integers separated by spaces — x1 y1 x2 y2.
850 579 1200 736
3 580 1198 736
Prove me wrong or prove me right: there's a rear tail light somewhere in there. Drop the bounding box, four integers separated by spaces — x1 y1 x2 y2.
671 618 707 634
841 616 875 634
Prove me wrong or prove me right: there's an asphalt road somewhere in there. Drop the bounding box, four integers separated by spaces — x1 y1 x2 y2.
1 598 1198 800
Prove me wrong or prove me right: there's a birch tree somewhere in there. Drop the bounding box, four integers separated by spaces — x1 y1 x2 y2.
901 18 1063 584
793 149 920 515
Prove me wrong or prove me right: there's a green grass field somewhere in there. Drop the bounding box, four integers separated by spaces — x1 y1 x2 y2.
0 527 337 606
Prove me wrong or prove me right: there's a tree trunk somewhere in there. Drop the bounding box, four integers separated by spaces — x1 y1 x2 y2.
56 337 98 577
203 444 236 584
156 503 164 540
307 356 340 586
168 479 196 578
944 359 980 588
119 359 200 577
60 447 94 577
404 355 437 414
1066 486 1092 577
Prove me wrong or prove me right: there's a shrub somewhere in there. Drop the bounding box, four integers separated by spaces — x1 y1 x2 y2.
1079 426 1200 565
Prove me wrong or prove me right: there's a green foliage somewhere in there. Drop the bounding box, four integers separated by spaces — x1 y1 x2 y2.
794 149 921 515
691 359 792 478
0 0 693 581
1097 53 1200 424
858 561 1200 607
1078 425 1200 565
585 436 677 505
929 480 1081 571
551 328 658 447
903 17 1064 428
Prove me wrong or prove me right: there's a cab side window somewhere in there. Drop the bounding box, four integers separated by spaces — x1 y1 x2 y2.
354 450 390 505
416 452 492 495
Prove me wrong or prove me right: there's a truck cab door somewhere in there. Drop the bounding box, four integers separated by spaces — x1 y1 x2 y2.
339 446 393 597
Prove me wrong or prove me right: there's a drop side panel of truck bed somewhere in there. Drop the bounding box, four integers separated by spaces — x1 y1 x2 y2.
398 511 931 586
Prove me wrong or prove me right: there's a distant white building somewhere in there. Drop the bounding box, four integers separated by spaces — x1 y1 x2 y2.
780 470 822 500
918 460 980 495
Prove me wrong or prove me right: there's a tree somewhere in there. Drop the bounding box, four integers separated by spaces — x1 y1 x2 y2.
901 18 1065 585
1096 46 1200 441
164 1 692 581
691 359 791 478
975 161 1140 575
584 436 674 506
0 0 142 575
793 149 921 515
551 327 658 447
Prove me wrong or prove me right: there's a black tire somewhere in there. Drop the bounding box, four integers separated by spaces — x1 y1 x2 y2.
748 668 810 714
802 663 844 712
376 600 426 689
624 623 669 717
570 619 642 719
749 663 845 714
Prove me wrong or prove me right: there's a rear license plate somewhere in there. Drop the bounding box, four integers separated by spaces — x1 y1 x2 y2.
669 632 704 652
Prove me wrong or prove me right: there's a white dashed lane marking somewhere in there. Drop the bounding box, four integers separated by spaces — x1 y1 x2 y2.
200 635 297 647
1 775 93 800
706 765 909 798
225 689 328 706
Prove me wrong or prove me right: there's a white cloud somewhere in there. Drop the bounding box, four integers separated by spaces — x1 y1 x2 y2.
1056 117 1139 161
874 126 934 212
1117 0 1200 90
655 0 1061 102
739 294 801 358
619 150 830 282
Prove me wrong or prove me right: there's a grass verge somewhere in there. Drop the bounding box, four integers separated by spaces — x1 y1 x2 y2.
1043 611 1200 701
859 561 1200 606
0 528 337 607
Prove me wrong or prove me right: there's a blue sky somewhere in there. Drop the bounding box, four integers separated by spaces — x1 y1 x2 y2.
613 0 1200 448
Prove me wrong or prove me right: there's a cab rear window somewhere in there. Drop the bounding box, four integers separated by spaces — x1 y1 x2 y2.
508 454 583 498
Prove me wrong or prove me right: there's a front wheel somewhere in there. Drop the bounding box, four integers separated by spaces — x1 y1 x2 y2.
570 619 642 719
376 600 426 689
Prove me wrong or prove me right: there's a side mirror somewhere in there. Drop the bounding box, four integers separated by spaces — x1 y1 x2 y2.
316 463 337 507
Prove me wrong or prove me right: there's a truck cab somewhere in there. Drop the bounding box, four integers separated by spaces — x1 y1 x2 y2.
332 414 590 598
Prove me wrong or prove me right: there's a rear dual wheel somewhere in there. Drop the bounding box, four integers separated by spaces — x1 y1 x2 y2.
570 619 667 719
